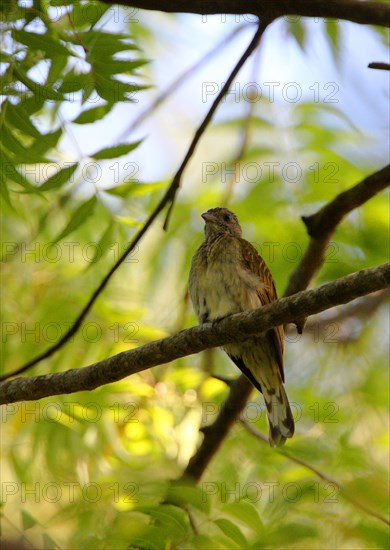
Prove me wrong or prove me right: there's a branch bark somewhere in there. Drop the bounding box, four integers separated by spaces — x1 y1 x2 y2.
0 22 269 383
1 263 389 405
182 166 389 482
101 0 390 28
185 376 253 482
290 288 389 342
162 20 269 229
368 62 390 71
284 163 390 300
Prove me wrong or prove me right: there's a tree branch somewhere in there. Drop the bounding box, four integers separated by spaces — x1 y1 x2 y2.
186 375 253 481
368 62 390 71
1 263 389 405
162 20 269 229
0 192 167 382
221 41 260 206
119 24 248 139
289 288 389 342
0 22 270 383
101 0 390 28
181 166 389 482
283 164 390 309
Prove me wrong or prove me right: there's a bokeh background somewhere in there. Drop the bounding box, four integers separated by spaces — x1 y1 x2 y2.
1 2 389 548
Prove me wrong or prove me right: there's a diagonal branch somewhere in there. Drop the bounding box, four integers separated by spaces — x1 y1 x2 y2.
185 376 253 482
0 21 270 383
240 419 390 526
1 262 389 405
284 163 390 300
101 0 390 28
220 41 261 207
162 19 270 229
181 166 389 482
0 191 168 382
119 24 248 139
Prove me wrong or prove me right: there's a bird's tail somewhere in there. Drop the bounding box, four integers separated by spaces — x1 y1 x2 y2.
225 347 294 447
261 375 294 447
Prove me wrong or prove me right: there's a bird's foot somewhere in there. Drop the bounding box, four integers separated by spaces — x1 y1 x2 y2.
211 315 227 326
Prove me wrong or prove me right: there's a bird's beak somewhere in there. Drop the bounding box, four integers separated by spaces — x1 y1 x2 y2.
201 212 218 224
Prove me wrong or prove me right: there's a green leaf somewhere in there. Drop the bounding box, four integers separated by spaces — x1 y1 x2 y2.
222 501 263 535
72 103 113 124
287 20 306 51
106 182 165 198
214 518 248 548
325 20 340 61
1 124 48 163
4 100 41 138
17 94 45 116
13 65 63 101
86 222 114 265
43 533 59 550
58 72 94 95
47 55 68 85
13 29 70 57
92 58 148 76
0 146 42 194
93 72 145 102
8 449 28 481
0 48 12 61
55 196 97 242
125 525 166 550
21 510 38 530
83 32 139 57
166 484 210 514
147 505 189 538
30 128 62 155
40 163 78 191
90 141 142 160
0 170 13 207
72 2 109 28
113 216 142 227
355 522 390 548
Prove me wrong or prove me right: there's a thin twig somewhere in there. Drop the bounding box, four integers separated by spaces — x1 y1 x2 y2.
220 42 261 206
184 376 253 481
368 62 390 71
0 22 270 383
162 19 272 230
240 419 390 526
287 288 389 342
119 24 249 139
0 195 167 382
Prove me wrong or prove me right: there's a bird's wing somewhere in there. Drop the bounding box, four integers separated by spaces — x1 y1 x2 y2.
227 354 264 394
239 238 285 381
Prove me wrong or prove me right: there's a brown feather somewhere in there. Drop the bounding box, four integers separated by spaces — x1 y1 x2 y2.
189 207 294 446
238 238 285 381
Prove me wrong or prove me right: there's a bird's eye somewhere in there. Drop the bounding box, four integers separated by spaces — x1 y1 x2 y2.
223 214 230 222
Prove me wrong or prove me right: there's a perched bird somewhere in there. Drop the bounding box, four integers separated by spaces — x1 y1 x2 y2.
189 207 294 446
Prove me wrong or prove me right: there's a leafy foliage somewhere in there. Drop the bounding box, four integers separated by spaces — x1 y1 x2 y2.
0 0 147 206
1 2 389 549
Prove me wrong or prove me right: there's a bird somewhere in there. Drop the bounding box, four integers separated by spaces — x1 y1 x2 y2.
189 207 294 446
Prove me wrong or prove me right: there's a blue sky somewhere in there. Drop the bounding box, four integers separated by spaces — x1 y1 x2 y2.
61 11 389 185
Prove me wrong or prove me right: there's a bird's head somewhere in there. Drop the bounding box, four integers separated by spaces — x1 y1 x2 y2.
201 207 242 239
